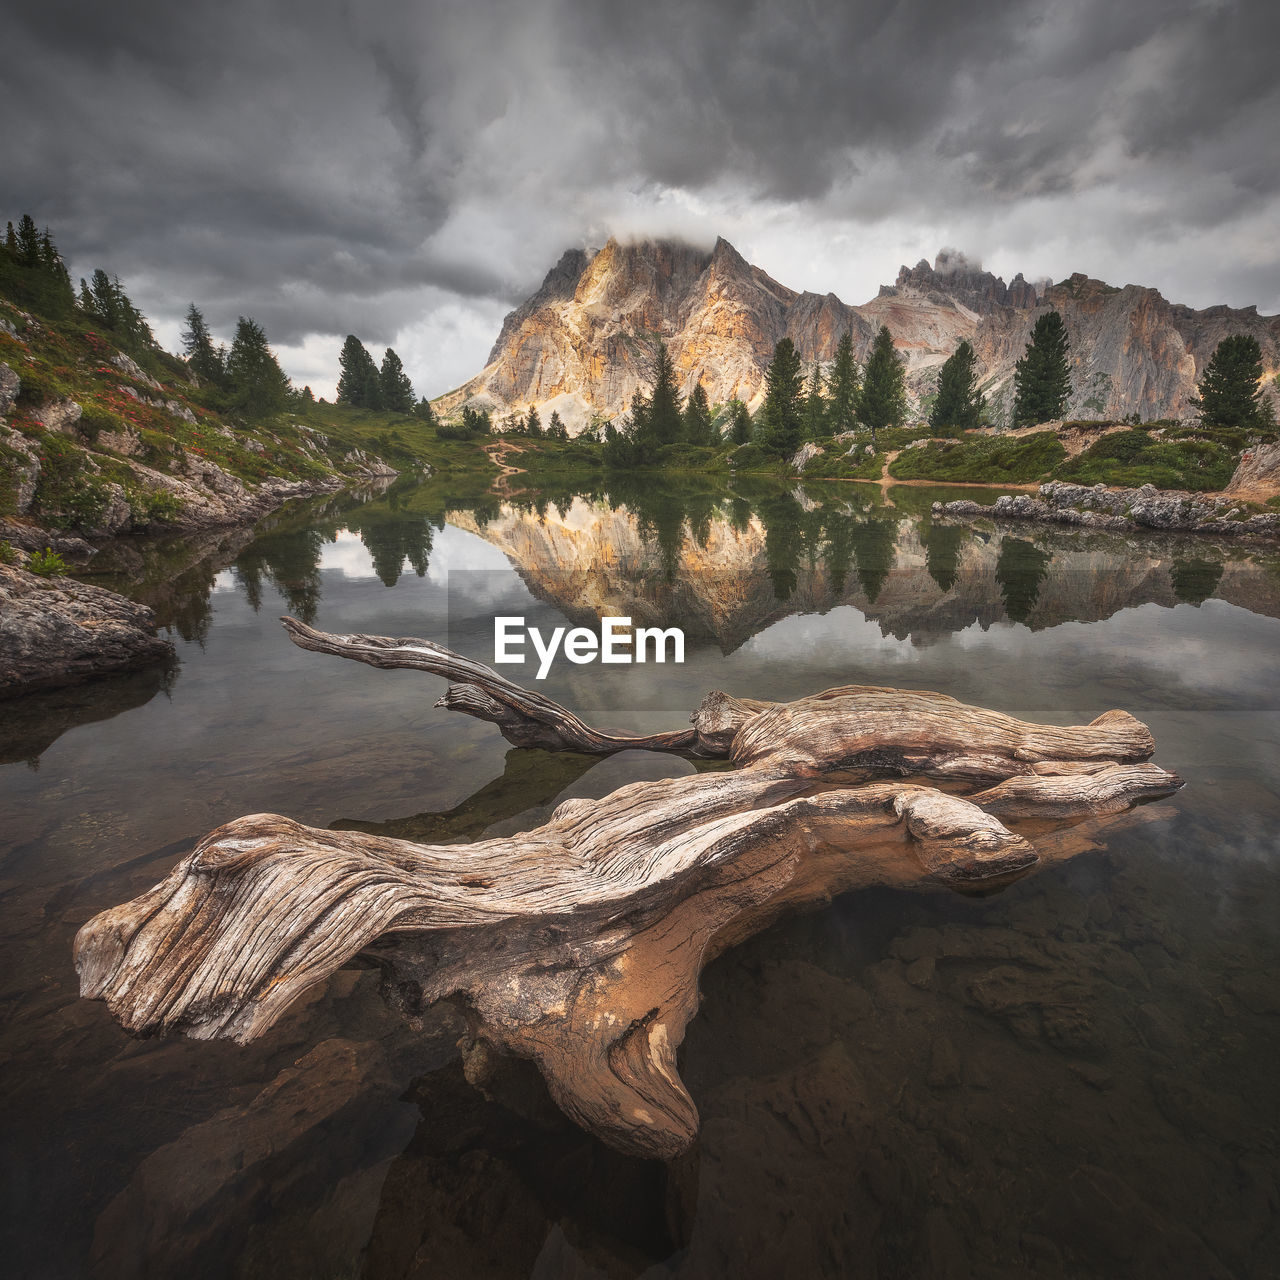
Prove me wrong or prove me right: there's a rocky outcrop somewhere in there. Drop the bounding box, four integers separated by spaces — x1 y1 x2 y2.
934 481 1280 540
1225 440 1280 497
0 360 19 414
0 561 174 696
446 239 1280 433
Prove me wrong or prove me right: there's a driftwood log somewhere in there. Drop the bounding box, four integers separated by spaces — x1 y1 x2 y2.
76 618 1183 1159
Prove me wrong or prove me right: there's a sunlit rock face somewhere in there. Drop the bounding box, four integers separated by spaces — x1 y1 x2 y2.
439 239 1280 433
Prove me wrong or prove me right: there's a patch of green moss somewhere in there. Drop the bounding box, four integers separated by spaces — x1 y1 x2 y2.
1053 428 1236 491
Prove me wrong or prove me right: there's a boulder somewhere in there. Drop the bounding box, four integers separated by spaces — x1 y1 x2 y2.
0 562 173 695
1226 440 1280 496
0 361 19 414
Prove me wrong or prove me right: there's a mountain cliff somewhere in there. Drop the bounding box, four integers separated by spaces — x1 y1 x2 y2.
442 238 1280 433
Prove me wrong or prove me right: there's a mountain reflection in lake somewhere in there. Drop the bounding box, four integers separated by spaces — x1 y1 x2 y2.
1 474 1277 1279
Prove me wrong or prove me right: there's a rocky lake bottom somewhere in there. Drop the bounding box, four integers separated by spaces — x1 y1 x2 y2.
1 475 1277 1279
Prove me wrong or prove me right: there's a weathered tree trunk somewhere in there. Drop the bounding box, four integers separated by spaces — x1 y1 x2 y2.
75 619 1182 1159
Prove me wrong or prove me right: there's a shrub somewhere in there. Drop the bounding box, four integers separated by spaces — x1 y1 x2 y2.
27 547 69 577
77 403 126 443
0 539 16 564
1053 428 1237 491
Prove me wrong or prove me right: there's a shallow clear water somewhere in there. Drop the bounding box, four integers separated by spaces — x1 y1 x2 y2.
1 476 1278 1278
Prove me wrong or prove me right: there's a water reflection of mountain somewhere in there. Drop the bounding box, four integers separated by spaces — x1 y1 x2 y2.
449 484 1280 651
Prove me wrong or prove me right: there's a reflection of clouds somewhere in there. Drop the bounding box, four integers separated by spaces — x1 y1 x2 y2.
318 531 377 578
211 569 237 594
745 607 917 664
429 525 514 582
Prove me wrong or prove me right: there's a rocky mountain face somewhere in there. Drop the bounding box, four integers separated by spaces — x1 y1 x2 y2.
444 239 1280 432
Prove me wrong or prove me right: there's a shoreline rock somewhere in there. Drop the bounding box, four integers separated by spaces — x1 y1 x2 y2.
0 561 174 697
933 481 1280 541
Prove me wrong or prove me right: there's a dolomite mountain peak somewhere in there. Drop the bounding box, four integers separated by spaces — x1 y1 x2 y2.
442 236 1279 434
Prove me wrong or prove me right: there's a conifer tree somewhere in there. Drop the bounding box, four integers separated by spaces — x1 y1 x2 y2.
760 337 805 457
379 348 415 413
182 304 226 385
1013 310 1072 425
729 399 752 445
682 382 714 445
803 361 827 439
858 325 907 449
548 410 569 440
15 214 41 268
413 396 439 426
337 335 382 409
1192 334 1273 430
226 316 291 419
930 339 985 434
647 342 684 446
827 331 860 438
526 404 542 437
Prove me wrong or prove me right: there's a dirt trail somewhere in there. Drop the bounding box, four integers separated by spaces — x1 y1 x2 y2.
483 441 527 494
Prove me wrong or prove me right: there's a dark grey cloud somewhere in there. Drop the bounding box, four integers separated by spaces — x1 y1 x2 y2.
2 0 1276 395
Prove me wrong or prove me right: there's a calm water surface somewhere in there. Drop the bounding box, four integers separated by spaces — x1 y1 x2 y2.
1 476 1278 1279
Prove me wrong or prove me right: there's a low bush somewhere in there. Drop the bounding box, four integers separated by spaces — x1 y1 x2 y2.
1053 429 1237 491
26 546 69 577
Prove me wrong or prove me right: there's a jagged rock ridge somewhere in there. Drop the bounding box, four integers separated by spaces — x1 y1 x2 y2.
442 239 1280 433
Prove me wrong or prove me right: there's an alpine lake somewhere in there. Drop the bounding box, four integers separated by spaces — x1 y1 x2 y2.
2 471 1277 1280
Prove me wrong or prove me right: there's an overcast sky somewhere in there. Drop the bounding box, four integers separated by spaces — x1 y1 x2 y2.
4 0 1277 399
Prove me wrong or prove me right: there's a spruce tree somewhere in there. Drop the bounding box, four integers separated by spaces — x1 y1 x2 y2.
1013 310 1072 425
15 214 41 268
803 361 827 439
827 332 860 437
379 348 415 413
1192 334 1272 430
858 326 907 449
930 339 985 435
337 335 381 409
413 396 438 426
182 304 225 385
682 382 714 445
548 410 569 440
647 342 684 445
526 404 542 437
759 337 805 457
729 399 752 445
226 316 291 419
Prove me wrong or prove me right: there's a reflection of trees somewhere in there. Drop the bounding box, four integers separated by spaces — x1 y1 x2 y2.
756 490 805 601
344 509 435 588
599 474 723 582
996 537 1052 624
1170 557 1224 607
922 521 966 593
849 516 900 604
234 526 328 623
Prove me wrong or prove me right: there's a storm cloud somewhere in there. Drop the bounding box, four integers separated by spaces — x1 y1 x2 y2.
3 0 1276 396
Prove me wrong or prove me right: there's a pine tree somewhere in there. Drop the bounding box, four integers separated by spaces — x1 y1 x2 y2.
1192 334 1272 430
182 304 225 385
930 339 985 435
827 332 860 437
526 404 542 437
759 337 805 457
1013 310 1072 426
337 335 381 409
858 326 907 449
647 342 684 445
379 348 415 413
729 399 752 445
15 214 41 268
413 396 438 426
682 382 714 445
803 361 827 439
548 410 569 440
226 316 291 419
